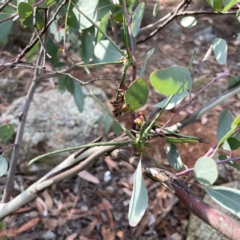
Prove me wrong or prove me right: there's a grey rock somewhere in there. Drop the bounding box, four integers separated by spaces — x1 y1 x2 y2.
0 87 107 165
187 181 240 240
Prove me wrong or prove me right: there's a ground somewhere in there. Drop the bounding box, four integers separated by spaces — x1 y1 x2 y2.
0 1 240 240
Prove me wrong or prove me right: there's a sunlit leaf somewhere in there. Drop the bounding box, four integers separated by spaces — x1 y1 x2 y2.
153 3 160 17
222 0 238 12
212 38 228 65
94 39 123 62
180 16 197 28
124 78 149 111
194 157 218 185
150 66 192 95
206 186 240 218
166 143 183 171
217 110 233 141
128 159 148 227
154 91 189 109
96 12 110 42
231 115 240 127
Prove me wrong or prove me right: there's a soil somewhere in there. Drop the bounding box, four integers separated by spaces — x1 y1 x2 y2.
0 1 240 240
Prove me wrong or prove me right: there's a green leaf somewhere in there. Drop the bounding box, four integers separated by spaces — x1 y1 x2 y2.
236 10 240 21
94 39 123 63
46 37 58 58
166 137 199 143
112 121 123 136
96 12 110 42
73 81 84 113
131 2 145 37
206 0 222 11
0 155 8 177
222 0 238 12
65 76 75 94
0 13 13 40
27 42 40 62
128 159 148 227
74 0 113 30
153 3 160 17
150 66 192 96
18 2 33 19
82 25 95 64
194 157 218 185
231 115 240 128
212 38 228 65
154 91 189 110
228 75 240 89
104 114 112 133
40 0 56 8
0 124 15 143
124 78 149 111
58 75 66 94
180 16 197 28
166 143 183 171
50 20 65 42
206 186 240 218
217 110 233 141
138 48 155 77
226 137 240 150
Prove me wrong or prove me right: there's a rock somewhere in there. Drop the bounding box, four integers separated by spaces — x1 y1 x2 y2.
187 181 240 240
0 87 107 166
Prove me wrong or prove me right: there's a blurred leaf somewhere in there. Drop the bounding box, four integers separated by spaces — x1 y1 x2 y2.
0 13 13 40
194 157 218 185
180 16 197 28
212 38 228 65
217 110 233 141
150 66 192 96
128 159 148 227
53 62 66 68
73 81 84 113
222 0 238 12
27 42 40 62
65 76 75 94
0 155 8 177
0 124 15 143
154 91 189 109
74 0 113 30
112 121 123 136
238 34 240 40
50 20 65 42
131 2 145 37
228 75 240 89
237 10 240 21
124 78 149 111
206 0 222 11
153 3 160 17
226 137 240 150
40 0 56 8
218 154 240 170
104 114 112 133
138 48 154 77
206 186 240 218
58 75 66 94
96 12 110 42
82 25 95 64
231 115 240 127
94 39 123 62
46 37 58 58
166 143 183 171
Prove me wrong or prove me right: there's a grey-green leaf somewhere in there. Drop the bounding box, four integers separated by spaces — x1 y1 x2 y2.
0 155 8 177
94 39 123 63
217 110 233 141
166 143 183 171
138 48 155 77
212 38 228 65
82 25 95 64
0 13 13 41
206 186 240 218
154 91 189 110
194 157 218 186
131 2 145 37
73 81 84 113
180 16 197 28
128 159 148 227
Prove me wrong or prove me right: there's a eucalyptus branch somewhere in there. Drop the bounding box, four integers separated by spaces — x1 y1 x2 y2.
2 47 45 203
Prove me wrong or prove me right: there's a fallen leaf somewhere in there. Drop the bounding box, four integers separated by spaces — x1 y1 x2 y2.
78 170 100 184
